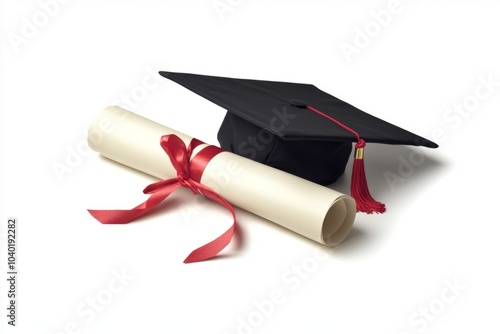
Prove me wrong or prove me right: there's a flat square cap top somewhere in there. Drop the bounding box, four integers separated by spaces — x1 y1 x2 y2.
159 71 438 148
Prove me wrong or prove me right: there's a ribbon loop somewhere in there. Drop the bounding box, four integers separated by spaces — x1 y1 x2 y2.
88 134 236 263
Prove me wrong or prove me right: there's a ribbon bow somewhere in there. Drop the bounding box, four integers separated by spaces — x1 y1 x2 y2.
88 134 236 263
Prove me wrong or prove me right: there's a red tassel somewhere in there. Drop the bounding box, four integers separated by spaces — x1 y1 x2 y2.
305 105 386 213
351 140 386 214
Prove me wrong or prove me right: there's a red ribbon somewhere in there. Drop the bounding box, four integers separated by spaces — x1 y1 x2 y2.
88 134 236 263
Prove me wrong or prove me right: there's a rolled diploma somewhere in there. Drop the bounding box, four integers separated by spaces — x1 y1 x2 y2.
88 106 356 247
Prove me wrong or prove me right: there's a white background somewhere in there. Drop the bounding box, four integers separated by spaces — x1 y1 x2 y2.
1 1 500 333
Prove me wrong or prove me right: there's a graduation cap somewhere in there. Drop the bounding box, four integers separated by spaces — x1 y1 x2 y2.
159 71 438 214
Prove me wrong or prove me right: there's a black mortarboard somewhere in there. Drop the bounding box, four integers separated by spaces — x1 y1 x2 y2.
159 71 438 214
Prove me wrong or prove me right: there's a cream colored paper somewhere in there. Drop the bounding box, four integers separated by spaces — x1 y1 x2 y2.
88 106 356 247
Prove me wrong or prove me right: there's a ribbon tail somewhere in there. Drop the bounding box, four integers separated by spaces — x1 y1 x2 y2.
88 208 146 224
183 182 237 263
183 224 235 263
88 182 182 224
